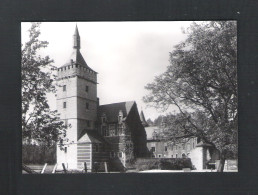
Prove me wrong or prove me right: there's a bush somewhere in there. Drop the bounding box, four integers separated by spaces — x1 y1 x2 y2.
134 158 193 171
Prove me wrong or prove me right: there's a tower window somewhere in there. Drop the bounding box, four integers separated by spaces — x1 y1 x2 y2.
63 85 66 91
165 146 168 151
64 147 67 153
63 102 66 108
86 102 89 109
85 85 89 92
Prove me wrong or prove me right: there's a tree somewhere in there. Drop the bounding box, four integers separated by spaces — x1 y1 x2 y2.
22 22 67 148
143 21 237 172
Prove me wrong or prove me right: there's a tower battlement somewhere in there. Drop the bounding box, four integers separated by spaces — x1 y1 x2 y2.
57 64 97 83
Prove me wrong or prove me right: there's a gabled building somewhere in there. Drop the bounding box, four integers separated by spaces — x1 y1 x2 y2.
144 121 220 170
56 25 148 171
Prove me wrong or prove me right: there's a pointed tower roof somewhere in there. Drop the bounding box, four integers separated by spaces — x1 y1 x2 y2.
60 25 95 72
73 24 80 49
140 110 148 127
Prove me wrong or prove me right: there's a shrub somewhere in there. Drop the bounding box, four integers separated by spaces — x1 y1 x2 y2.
134 158 193 171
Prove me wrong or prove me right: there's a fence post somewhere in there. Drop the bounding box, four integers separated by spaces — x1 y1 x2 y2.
52 164 57 174
41 163 47 174
104 162 108 173
84 162 87 173
22 163 39 174
62 163 67 173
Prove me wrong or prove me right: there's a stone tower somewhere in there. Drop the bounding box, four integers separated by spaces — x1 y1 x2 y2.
56 25 98 169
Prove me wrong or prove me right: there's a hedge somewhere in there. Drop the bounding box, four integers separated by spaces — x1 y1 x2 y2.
22 144 56 164
134 158 194 171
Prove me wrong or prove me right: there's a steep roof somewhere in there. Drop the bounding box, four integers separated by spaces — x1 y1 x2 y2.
60 25 95 72
98 101 135 123
140 111 148 127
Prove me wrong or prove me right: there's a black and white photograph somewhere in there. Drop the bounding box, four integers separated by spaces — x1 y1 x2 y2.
21 21 238 174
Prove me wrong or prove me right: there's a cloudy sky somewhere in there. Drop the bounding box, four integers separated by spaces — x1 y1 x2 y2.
21 21 193 120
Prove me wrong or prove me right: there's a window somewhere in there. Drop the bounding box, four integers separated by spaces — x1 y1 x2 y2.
118 110 123 122
118 152 123 158
158 154 162 158
176 154 178 158
64 147 67 153
102 126 109 136
118 124 123 135
165 146 168 151
109 124 116 136
110 151 115 158
63 85 66 91
63 102 66 108
85 85 89 92
95 144 99 152
151 146 155 152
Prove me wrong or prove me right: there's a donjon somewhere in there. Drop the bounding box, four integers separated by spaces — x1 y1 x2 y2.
56 25 148 172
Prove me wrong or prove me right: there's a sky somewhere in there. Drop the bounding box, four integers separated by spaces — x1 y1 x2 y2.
21 21 193 120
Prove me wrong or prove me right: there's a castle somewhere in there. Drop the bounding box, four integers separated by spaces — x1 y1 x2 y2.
56 25 148 171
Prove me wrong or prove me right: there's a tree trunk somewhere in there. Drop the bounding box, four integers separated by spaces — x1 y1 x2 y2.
217 152 226 172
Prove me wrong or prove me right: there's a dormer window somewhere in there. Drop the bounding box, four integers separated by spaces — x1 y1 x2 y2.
118 110 123 123
101 114 106 123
